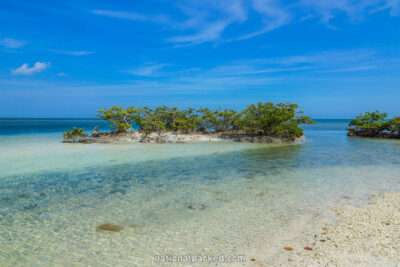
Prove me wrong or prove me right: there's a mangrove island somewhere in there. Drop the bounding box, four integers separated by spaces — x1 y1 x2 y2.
347 111 400 139
62 102 315 144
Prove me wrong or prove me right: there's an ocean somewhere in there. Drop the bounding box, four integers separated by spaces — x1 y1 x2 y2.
1 119 400 265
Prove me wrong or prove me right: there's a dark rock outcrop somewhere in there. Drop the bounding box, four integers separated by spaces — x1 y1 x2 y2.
348 131 400 139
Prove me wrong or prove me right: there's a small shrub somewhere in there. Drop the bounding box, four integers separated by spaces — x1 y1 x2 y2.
62 127 88 142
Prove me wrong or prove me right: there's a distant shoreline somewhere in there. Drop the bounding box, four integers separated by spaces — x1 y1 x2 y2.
74 131 306 144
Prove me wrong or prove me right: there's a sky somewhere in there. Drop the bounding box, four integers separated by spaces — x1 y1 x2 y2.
0 0 400 118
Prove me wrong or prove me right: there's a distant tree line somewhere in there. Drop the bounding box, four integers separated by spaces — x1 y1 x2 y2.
348 111 400 136
95 102 314 138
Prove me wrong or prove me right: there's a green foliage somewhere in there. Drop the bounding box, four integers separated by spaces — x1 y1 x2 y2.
141 107 166 134
97 106 142 132
347 111 400 136
388 116 400 133
95 102 313 138
173 110 200 133
348 111 389 134
197 107 215 131
213 108 241 132
62 127 88 142
148 120 166 133
238 102 315 137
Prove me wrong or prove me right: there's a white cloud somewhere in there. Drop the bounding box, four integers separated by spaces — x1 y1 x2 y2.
167 0 247 44
57 72 68 77
90 0 400 45
316 66 376 73
297 0 400 23
168 21 230 44
236 0 291 40
244 49 376 67
2 49 399 107
91 9 169 24
385 0 400 15
184 49 383 77
123 64 169 76
52 50 94 56
120 49 388 81
12 62 51 75
0 38 27 49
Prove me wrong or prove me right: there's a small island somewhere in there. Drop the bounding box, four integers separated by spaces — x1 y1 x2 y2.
62 102 314 144
347 111 400 139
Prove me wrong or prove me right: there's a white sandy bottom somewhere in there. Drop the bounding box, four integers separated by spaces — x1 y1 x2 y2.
1 163 400 266
281 193 400 267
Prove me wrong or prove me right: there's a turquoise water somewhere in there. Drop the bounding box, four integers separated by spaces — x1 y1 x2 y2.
1 119 400 266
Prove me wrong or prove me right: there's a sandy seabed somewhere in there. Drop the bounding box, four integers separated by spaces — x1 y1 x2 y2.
276 193 400 267
175 193 400 267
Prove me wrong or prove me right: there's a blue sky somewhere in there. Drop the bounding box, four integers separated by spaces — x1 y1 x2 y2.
0 0 400 118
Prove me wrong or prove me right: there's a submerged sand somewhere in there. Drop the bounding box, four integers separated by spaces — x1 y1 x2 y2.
283 193 400 267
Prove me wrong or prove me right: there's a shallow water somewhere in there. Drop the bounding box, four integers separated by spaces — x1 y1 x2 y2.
0 119 400 266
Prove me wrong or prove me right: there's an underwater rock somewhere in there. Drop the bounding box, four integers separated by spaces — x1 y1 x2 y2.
96 223 124 233
216 198 231 203
188 204 207 211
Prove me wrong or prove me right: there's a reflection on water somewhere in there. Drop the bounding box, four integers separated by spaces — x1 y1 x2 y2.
0 119 400 265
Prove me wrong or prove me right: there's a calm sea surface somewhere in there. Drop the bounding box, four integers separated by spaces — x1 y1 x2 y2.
0 119 400 265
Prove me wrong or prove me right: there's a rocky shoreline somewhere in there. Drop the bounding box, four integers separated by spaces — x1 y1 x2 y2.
76 131 306 144
348 131 400 139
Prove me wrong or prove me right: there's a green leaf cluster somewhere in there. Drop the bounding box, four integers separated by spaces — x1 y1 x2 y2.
213 108 242 132
62 127 88 142
389 117 400 133
238 102 315 137
96 102 314 138
348 111 389 134
348 111 400 134
97 106 142 132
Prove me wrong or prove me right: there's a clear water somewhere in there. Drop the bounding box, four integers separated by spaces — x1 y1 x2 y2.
0 119 400 266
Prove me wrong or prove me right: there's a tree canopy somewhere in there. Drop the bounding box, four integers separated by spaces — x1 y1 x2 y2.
97 106 142 133
389 117 400 133
239 102 314 137
348 111 400 135
96 102 315 138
